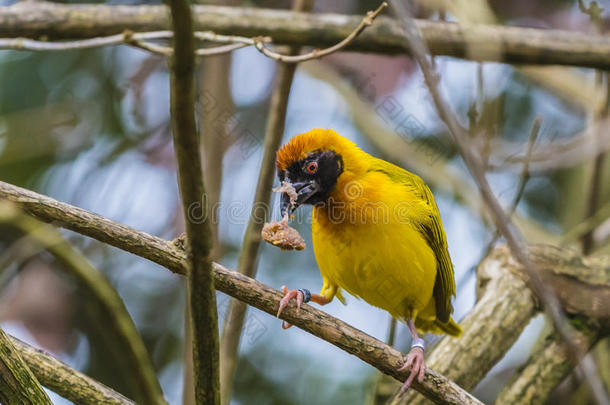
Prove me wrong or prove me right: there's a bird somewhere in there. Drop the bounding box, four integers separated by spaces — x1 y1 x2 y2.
274 128 462 394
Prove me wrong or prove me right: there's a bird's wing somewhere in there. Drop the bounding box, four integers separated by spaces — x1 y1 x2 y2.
369 159 455 323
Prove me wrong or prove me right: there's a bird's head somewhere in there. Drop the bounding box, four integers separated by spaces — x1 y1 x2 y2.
275 128 365 217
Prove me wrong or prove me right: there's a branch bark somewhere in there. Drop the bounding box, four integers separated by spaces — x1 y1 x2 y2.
0 327 52 405
219 0 313 400
3 1 610 68
495 319 600 405
9 335 135 405
167 0 219 403
0 180 480 405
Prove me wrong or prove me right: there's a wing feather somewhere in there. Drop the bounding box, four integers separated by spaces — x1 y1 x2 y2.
369 159 455 322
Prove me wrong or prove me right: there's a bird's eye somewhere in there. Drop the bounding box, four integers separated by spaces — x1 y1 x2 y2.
306 161 318 174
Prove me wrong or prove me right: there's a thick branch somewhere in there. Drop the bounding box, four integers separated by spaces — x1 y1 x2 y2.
9 335 134 405
3 2 610 68
167 0 219 403
0 202 165 404
495 319 600 405
0 180 479 405
0 328 52 405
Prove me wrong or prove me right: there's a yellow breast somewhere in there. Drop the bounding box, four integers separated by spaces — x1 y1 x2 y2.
311 170 437 319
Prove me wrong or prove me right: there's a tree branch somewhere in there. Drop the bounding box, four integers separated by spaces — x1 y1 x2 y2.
9 335 135 405
0 30 261 56
2 1 610 68
167 0 219 403
496 319 600 405
251 2 386 62
219 0 314 400
0 180 480 405
0 327 52 405
0 202 165 404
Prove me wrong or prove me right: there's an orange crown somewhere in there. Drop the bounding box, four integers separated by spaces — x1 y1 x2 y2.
276 128 363 172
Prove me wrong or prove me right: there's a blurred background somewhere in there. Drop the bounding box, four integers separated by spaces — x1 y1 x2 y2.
1 0 609 404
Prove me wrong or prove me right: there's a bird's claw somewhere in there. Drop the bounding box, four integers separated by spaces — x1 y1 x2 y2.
276 285 305 329
398 347 425 396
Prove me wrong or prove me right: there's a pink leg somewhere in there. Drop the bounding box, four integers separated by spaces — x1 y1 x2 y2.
276 286 331 329
397 318 426 395
276 286 304 329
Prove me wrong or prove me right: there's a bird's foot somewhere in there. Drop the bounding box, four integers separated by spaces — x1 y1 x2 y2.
276 286 309 329
397 345 426 395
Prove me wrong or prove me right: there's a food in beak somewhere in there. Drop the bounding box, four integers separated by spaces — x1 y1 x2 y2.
261 181 306 251
273 181 298 208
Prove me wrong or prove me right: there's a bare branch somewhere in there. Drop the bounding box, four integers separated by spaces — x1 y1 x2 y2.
561 203 610 246
3 2 610 68
0 180 480 405
167 0 220 402
0 30 267 57
489 119 610 173
496 320 600 405
481 117 542 258
0 328 52 405
583 71 610 254
9 335 135 405
252 2 387 62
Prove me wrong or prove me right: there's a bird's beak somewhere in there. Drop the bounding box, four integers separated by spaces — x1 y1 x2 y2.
280 181 320 217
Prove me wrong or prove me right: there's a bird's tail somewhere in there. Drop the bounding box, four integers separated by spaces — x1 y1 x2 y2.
415 317 463 337
436 317 463 337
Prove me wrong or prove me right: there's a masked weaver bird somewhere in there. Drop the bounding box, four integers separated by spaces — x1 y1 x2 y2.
274 128 462 393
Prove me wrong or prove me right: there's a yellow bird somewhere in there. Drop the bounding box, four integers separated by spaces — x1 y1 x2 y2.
275 128 462 393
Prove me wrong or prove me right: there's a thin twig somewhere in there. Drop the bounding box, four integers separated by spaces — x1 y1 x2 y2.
0 30 268 57
561 202 610 246
583 72 609 254
167 0 220 403
219 0 314 401
481 117 542 258
489 119 610 173
252 2 388 63
388 2 610 404
0 180 481 405
9 335 135 405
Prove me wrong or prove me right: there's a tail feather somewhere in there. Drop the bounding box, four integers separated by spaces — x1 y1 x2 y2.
436 317 462 337
415 317 463 337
